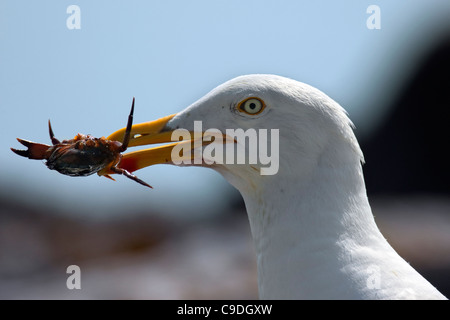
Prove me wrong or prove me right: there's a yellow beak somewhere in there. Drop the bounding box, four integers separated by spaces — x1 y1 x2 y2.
105 113 179 173
107 114 177 148
101 110 235 179
105 113 222 176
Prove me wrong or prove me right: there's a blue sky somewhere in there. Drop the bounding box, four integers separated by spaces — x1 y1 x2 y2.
1 1 449 217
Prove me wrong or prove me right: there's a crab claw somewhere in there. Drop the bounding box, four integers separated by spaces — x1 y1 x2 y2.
11 138 51 160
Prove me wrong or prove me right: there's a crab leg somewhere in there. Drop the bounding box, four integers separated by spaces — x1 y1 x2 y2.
48 120 61 145
119 97 135 152
109 165 152 188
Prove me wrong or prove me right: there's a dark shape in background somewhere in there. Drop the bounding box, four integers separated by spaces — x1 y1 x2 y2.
361 34 450 195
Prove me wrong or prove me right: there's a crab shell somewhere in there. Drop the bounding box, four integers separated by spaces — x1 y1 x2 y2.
45 134 123 177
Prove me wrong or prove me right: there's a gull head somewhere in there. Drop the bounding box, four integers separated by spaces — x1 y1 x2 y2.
107 74 364 197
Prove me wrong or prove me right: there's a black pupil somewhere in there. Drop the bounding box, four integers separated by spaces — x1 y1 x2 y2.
249 102 256 109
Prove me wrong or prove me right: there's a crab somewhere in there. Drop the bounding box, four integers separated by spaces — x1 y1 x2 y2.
11 97 152 188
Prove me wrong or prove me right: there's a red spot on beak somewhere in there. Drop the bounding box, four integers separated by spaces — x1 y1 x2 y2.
119 156 138 173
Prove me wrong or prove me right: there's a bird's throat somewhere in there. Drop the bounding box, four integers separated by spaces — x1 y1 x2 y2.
240 154 382 299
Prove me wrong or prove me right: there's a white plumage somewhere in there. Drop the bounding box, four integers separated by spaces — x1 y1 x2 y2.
161 74 446 299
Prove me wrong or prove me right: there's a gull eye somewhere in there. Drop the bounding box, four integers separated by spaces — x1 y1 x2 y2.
238 97 265 115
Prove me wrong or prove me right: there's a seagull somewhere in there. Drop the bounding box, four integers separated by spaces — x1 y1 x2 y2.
106 74 446 299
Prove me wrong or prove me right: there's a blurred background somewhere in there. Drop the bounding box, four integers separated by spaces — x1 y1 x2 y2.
1 0 449 299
